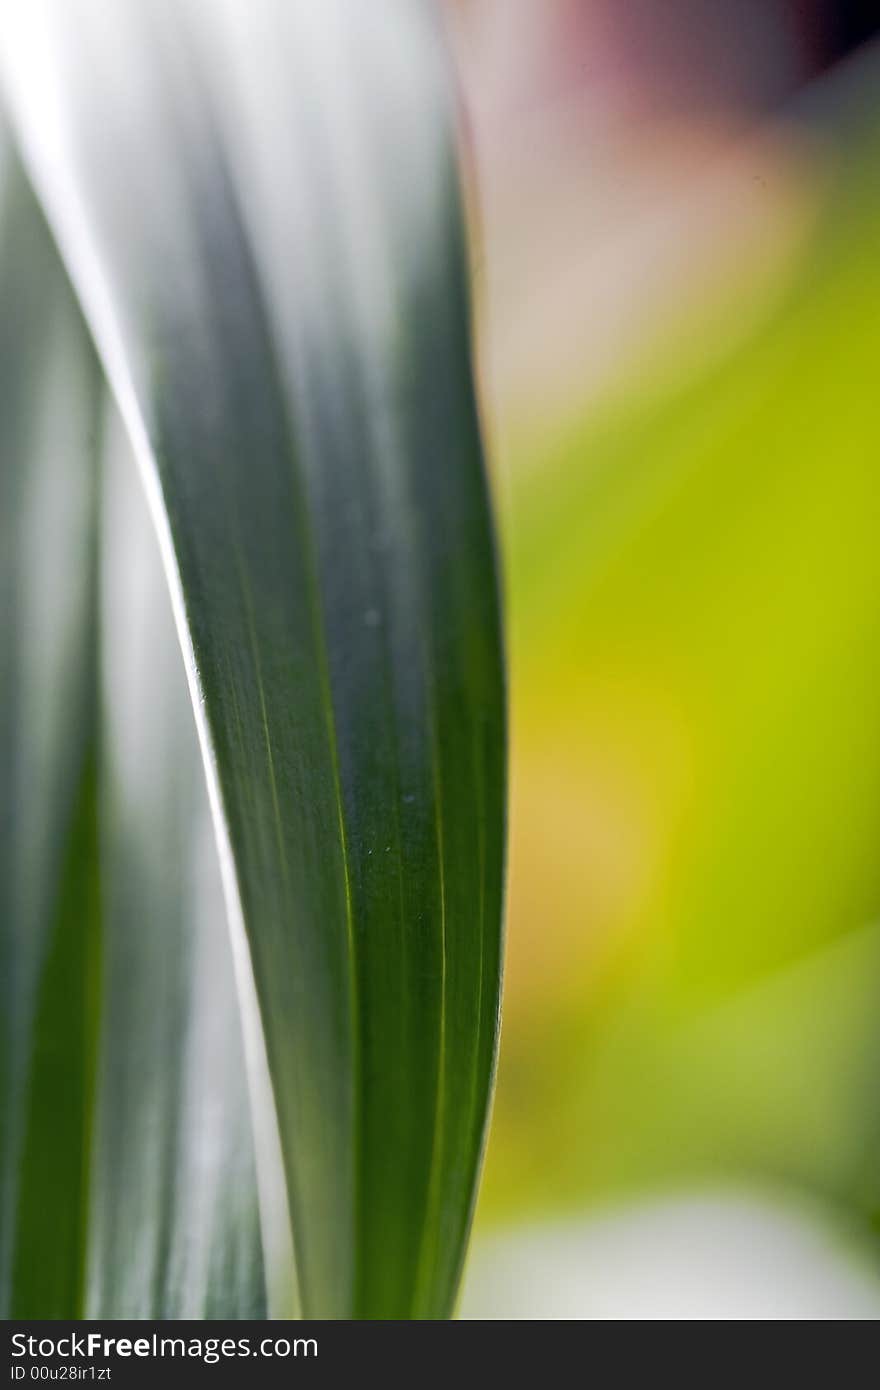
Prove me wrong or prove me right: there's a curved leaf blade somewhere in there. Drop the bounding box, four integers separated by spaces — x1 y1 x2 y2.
91 410 266 1318
0 147 103 1317
3 0 506 1317
0 139 266 1319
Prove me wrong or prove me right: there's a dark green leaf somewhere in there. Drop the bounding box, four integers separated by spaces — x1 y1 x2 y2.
3 0 505 1317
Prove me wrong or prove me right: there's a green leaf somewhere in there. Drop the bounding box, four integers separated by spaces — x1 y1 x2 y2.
0 139 265 1318
89 412 266 1318
3 0 506 1317
0 145 104 1317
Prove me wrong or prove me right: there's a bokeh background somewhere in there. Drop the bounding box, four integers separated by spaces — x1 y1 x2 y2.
448 1 880 1316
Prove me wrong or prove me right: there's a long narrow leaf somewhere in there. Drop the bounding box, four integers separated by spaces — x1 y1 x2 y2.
2 0 505 1317
0 145 103 1317
1 137 267 1318
91 410 266 1318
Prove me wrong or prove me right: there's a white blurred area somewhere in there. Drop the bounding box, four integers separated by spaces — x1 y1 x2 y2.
462 1189 880 1319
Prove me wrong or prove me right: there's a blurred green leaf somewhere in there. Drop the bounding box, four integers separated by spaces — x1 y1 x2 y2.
2 0 505 1318
0 147 103 1317
0 140 264 1319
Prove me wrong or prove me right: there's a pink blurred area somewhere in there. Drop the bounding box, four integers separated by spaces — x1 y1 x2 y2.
448 0 830 127
444 1 858 454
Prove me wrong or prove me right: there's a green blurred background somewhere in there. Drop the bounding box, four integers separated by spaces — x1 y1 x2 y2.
449 1 880 1315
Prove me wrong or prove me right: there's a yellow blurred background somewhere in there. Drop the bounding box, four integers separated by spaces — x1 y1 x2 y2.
449 1 880 1314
